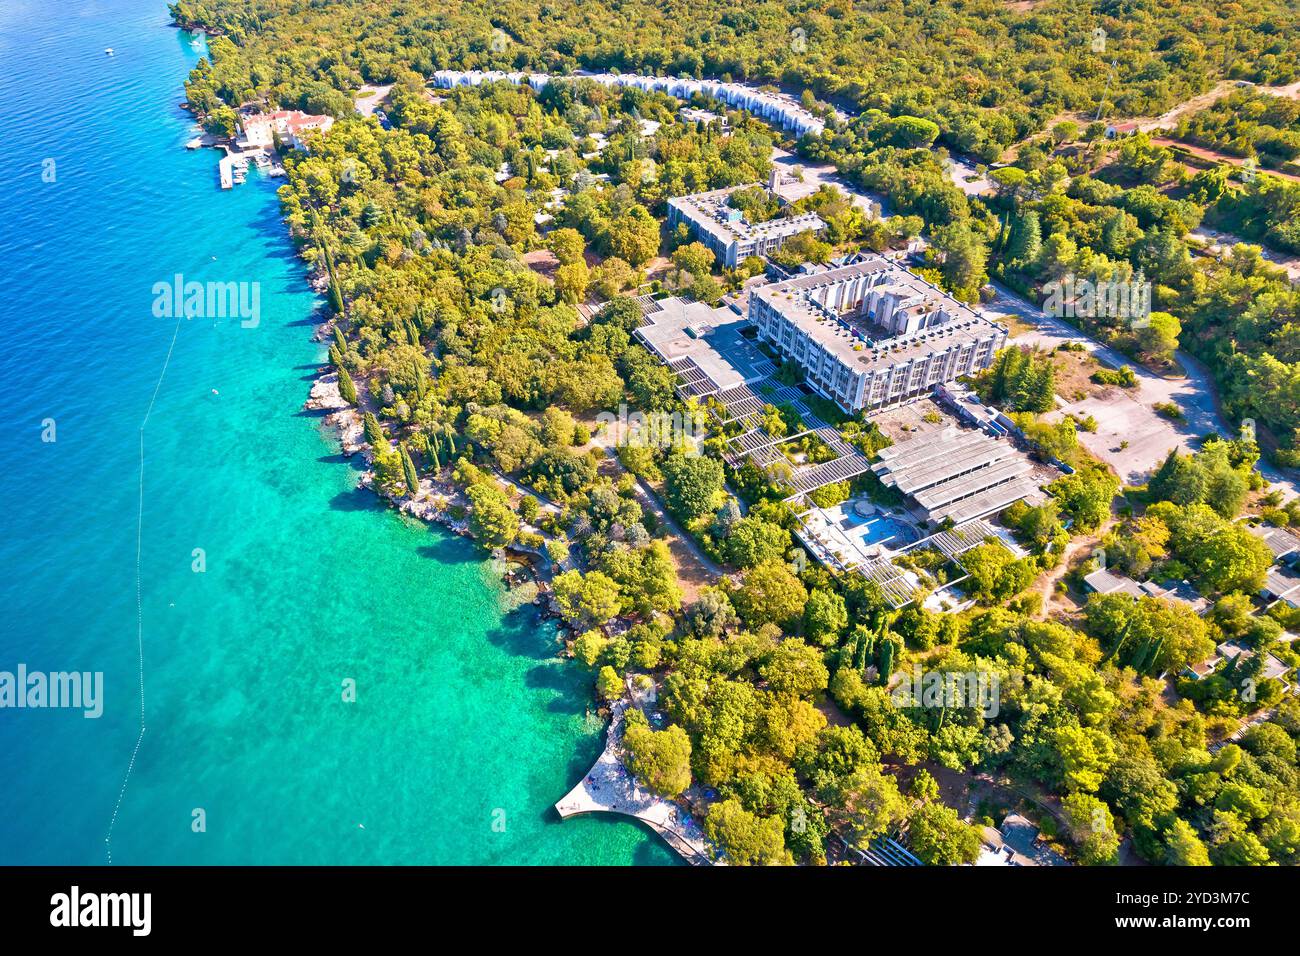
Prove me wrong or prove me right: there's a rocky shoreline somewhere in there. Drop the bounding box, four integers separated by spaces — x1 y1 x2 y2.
302 353 576 634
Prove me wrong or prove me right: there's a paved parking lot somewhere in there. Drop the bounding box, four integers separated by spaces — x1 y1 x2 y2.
1046 390 1194 484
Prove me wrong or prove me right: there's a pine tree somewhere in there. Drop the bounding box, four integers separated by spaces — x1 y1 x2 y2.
1026 356 1056 412
1007 209 1042 269
337 366 358 405
362 411 385 448
1003 348 1030 408
1149 450 1206 505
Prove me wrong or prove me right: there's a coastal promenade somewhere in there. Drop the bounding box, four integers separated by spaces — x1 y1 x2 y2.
555 699 716 865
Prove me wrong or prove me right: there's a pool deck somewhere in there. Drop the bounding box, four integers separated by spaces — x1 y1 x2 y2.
798 499 921 566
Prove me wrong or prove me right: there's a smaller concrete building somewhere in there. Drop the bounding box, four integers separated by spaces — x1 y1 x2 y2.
1263 564 1300 608
667 184 826 268
1185 640 1292 690
1248 523 1300 564
977 813 1069 866
1084 569 1210 614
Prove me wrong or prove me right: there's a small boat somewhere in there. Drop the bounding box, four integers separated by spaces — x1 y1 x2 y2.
104 48 114 56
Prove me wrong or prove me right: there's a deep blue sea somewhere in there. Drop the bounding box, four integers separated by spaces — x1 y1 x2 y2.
0 0 669 865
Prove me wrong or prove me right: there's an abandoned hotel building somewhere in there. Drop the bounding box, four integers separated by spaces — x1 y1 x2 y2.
748 257 1009 414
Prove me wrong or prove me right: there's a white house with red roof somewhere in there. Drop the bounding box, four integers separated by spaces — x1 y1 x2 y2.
238 110 334 151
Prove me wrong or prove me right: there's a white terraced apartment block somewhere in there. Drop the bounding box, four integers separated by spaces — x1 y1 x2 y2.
666 184 826 268
428 71 833 138
748 257 1008 413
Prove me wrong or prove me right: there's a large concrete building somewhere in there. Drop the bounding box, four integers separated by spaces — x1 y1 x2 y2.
666 184 826 268
748 257 1007 413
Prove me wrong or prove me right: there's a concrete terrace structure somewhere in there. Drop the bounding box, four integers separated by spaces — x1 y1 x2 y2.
667 184 826 268
977 813 1069 866
632 297 764 399
748 257 1008 414
555 699 714 865
872 427 1042 526
795 507 1022 609
428 70 833 138
634 296 875 499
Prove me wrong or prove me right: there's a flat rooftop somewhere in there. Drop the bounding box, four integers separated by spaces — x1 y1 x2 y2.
669 185 825 248
634 297 767 397
751 258 1005 370
1248 523 1300 561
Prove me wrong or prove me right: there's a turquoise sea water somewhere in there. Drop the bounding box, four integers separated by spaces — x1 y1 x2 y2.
0 0 670 865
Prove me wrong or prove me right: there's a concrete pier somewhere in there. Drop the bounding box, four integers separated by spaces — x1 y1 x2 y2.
555 700 715 865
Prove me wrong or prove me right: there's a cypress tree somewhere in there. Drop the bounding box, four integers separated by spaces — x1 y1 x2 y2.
1146 635 1164 675
362 411 386 448
331 325 348 354
878 638 897 683
400 443 419 495
323 246 345 315
411 430 430 459
337 366 358 405
1103 618 1131 663
429 440 441 473
1130 635 1151 673
328 343 343 369
1223 652 1239 680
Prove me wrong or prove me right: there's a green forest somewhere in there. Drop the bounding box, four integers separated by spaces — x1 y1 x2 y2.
171 0 1300 866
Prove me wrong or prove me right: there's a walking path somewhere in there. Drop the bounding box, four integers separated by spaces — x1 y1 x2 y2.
1034 513 1117 618
555 699 715 865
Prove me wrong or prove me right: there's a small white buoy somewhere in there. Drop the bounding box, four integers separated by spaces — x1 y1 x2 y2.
211 388 219 395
